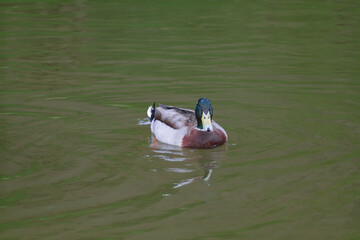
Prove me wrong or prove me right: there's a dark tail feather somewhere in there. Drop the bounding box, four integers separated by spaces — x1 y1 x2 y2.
149 102 156 121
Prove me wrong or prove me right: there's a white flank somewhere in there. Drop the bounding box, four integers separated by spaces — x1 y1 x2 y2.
151 120 187 146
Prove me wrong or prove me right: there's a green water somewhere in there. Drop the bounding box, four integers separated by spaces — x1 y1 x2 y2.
1 0 360 239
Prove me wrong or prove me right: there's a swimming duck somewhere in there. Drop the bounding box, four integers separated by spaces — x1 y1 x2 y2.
147 98 228 149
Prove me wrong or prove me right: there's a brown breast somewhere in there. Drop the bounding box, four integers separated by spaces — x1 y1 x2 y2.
181 127 227 149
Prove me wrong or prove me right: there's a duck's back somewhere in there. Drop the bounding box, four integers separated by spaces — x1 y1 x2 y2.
155 104 197 129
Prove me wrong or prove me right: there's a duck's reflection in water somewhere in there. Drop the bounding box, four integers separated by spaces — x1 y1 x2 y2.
149 141 227 189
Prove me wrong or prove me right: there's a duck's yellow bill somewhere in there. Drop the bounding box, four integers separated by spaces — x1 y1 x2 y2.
201 112 213 132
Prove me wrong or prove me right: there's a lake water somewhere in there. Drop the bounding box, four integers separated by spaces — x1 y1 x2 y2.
1 0 359 239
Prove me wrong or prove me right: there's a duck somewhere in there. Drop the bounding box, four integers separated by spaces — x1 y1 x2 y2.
147 98 228 149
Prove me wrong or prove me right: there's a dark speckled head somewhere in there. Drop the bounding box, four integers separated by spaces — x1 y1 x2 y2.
195 98 214 131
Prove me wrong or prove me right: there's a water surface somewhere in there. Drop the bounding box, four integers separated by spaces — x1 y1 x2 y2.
1 0 360 239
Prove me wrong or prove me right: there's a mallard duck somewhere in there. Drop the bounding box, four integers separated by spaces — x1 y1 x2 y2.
147 98 228 149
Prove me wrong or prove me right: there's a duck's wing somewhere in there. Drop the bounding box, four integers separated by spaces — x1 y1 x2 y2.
155 104 197 129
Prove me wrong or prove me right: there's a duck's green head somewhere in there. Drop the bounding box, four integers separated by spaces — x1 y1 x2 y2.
195 98 214 132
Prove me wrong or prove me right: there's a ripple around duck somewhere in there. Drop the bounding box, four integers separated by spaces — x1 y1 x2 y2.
143 142 226 190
